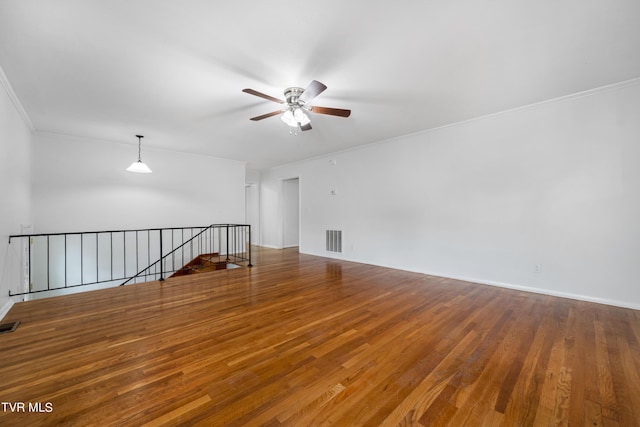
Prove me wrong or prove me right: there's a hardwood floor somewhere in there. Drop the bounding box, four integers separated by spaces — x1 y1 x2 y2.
1 247 639 426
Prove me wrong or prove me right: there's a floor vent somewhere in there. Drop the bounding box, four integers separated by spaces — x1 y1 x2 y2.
326 230 342 253
0 321 20 334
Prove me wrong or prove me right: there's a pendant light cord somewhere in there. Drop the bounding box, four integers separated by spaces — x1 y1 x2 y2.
136 135 144 161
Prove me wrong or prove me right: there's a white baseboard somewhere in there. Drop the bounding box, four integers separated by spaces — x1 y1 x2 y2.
430 273 640 311
257 244 282 250
0 298 15 322
298 250 640 311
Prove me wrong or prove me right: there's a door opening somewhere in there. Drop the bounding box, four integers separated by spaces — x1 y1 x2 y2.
283 178 300 249
245 184 259 245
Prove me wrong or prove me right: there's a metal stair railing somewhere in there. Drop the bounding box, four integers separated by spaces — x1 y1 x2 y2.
7 224 252 296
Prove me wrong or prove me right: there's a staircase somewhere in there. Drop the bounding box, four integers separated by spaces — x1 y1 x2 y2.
170 253 227 278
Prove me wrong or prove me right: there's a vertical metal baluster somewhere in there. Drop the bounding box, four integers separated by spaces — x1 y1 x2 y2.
28 236 32 292
136 231 139 284
81 234 84 285
96 233 99 283
64 234 67 287
159 229 164 281
110 232 113 280
123 231 126 280
47 235 50 291
248 225 252 267
226 225 230 261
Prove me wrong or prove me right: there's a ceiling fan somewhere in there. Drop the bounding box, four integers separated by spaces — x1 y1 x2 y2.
242 80 351 134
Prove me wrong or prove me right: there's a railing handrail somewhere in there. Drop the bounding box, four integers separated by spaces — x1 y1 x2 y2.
8 224 247 242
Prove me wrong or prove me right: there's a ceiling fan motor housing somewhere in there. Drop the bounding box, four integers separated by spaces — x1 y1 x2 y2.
284 87 305 107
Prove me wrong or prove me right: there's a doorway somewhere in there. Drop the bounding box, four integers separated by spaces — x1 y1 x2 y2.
245 184 259 245
282 178 299 248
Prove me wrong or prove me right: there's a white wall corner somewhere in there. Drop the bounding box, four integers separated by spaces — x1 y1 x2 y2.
0 65 36 132
0 299 15 322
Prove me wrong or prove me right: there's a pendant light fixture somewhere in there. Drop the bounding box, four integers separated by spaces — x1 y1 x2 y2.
126 135 152 173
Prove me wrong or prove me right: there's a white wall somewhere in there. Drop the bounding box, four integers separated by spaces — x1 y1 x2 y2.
0 71 32 316
32 132 246 232
260 79 640 309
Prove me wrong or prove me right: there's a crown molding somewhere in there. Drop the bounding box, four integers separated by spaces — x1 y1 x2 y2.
0 65 36 133
270 76 640 172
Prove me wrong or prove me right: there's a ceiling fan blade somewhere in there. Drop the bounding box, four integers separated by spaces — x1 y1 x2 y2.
310 106 351 118
242 88 284 104
300 123 312 131
298 80 327 104
250 110 282 121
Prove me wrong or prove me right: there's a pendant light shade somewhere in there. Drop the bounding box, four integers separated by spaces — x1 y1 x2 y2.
126 160 152 173
126 135 152 173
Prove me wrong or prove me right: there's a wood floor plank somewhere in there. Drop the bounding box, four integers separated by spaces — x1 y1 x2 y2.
1 247 639 426
499 299 561 425
532 303 570 426
553 366 573 426
594 320 619 414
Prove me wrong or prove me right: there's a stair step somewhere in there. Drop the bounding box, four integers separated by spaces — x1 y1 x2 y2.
169 253 227 278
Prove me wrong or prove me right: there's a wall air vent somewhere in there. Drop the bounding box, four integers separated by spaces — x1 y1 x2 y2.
326 230 342 253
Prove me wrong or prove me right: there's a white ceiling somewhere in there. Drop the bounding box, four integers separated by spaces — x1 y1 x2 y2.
1 0 639 170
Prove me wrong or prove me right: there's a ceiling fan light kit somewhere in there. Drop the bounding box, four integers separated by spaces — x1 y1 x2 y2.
281 108 310 127
243 80 351 135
